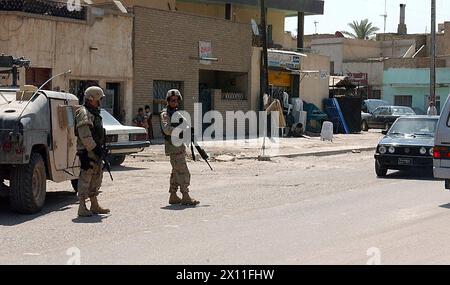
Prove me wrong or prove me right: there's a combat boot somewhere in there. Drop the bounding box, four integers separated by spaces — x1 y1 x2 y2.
78 198 93 217
90 196 110 214
169 193 182 205
181 193 200 206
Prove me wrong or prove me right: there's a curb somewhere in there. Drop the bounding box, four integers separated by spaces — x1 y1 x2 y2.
248 146 377 160
131 146 377 161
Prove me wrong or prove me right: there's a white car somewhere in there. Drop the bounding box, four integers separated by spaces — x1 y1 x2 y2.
433 97 450 188
101 109 150 166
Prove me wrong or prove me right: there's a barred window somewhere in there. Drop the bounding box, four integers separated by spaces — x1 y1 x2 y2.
153 81 183 114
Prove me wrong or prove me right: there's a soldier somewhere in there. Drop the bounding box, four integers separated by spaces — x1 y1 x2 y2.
160 89 200 206
75 86 111 217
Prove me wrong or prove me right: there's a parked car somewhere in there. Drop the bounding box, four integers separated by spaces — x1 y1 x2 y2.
362 99 390 114
374 115 439 177
434 96 450 189
101 109 150 166
361 99 390 131
362 106 415 131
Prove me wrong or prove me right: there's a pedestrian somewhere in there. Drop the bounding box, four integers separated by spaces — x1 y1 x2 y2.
145 105 154 140
75 86 110 217
160 89 200 206
133 107 148 128
427 101 438 116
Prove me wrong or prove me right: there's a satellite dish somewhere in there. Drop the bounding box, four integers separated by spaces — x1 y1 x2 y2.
251 19 260 36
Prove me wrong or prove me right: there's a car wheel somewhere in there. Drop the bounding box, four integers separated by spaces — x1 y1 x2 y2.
375 160 388 177
109 155 126 166
10 152 47 214
361 120 369 132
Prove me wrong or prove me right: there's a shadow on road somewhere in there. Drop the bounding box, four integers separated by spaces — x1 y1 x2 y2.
160 204 211 211
439 203 450 209
0 191 78 226
110 165 148 172
380 170 437 181
72 215 109 224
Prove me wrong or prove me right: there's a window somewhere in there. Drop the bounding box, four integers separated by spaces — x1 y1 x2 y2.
371 90 381 99
153 80 183 114
373 107 385 116
394 95 412 107
330 61 335 75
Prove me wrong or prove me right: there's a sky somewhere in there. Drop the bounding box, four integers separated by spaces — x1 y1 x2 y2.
285 0 450 36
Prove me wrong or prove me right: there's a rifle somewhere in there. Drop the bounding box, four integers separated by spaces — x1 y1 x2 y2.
102 128 114 181
190 127 213 171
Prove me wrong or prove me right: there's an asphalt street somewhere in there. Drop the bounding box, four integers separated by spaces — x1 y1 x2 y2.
1 151 450 265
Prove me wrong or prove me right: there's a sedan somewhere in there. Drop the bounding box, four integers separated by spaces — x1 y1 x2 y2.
374 115 439 177
363 106 415 131
102 109 150 166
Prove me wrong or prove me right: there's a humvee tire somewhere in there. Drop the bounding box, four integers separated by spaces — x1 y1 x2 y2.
109 155 126 166
10 152 47 214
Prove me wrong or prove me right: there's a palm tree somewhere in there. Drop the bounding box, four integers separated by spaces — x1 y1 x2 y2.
342 19 380 39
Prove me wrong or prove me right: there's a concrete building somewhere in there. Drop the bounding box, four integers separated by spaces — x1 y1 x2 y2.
383 66 450 114
0 1 134 123
103 0 325 136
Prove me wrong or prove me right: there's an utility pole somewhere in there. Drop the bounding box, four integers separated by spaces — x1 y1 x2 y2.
430 0 436 104
260 0 269 102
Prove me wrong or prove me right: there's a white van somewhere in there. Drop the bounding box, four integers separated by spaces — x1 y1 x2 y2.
434 96 450 189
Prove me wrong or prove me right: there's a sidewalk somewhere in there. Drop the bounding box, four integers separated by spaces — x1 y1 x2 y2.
136 130 383 161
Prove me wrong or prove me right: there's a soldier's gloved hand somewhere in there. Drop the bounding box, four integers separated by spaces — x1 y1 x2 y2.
93 145 103 158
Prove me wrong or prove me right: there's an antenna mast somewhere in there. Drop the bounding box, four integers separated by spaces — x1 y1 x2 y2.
380 0 387 33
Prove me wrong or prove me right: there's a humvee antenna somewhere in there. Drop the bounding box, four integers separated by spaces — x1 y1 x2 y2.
17 70 72 120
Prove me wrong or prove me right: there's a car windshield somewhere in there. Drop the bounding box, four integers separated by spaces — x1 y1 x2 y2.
388 118 438 136
365 100 389 113
391 107 415 115
101 109 121 126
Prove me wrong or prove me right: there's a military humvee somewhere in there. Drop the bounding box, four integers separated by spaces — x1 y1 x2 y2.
0 86 80 213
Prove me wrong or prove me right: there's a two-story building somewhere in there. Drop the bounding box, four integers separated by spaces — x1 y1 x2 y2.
93 0 325 136
0 0 134 123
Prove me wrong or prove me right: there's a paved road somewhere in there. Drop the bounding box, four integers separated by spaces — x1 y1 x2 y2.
1 151 450 265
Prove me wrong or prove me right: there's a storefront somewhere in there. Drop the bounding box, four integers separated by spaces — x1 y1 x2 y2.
267 49 305 100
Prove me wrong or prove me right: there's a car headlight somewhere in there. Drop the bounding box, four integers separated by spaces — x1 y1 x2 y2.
388 146 396 154
379 146 387 154
420 147 427 155
429 148 434 156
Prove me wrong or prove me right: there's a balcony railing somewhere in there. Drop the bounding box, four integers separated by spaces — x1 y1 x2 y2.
0 0 87 20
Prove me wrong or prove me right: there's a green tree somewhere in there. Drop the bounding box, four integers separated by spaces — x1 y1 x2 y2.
342 19 380 39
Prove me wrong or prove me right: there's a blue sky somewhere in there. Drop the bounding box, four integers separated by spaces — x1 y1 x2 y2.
285 0 450 36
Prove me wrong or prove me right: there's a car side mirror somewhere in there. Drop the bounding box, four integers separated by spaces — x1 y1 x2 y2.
381 130 388 135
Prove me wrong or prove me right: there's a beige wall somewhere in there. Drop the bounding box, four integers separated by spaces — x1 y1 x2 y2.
175 2 287 48
93 0 176 10
342 39 381 62
300 53 330 109
0 10 134 121
283 32 297 50
133 7 254 136
342 61 384 94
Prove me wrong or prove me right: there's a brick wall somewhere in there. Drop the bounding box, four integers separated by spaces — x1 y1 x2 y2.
384 58 446 69
133 7 253 137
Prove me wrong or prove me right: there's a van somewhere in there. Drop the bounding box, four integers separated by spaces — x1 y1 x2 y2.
433 96 450 188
